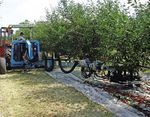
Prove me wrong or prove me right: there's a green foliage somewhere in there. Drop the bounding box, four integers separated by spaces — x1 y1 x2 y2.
135 3 150 67
17 0 150 72
14 20 33 39
33 21 49 50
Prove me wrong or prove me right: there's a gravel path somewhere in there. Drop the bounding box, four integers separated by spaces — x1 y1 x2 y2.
47 69 146 117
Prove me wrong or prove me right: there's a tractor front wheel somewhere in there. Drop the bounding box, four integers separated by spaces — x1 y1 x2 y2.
0 57 7 74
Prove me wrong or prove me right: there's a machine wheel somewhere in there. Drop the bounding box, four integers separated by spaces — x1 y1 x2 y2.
0 57 7 74
81 66 92 78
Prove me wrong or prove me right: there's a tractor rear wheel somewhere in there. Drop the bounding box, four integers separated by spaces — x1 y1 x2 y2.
0 57 7 74
5 48 11 70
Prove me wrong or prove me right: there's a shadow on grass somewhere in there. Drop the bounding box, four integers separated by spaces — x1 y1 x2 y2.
2 69 55 86
0 69 116 117
22 86 115 117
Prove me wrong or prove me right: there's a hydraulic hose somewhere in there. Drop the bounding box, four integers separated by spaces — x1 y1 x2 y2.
58 55 79 74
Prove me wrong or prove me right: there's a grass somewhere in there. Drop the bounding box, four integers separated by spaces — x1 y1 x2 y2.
143 69 150 73
0 69 116 117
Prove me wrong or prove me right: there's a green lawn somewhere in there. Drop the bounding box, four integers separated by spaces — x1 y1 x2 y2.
0 69 116 117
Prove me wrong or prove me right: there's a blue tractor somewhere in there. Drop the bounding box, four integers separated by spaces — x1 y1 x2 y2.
0 25 54 74
10 39 40 68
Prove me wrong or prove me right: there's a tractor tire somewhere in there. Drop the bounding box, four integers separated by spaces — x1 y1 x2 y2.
5 48 11 70
0 57 7 74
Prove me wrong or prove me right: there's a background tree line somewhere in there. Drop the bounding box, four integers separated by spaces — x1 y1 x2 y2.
15 0 150 72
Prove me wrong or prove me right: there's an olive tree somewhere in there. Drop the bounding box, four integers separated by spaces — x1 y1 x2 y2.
32 0 149 79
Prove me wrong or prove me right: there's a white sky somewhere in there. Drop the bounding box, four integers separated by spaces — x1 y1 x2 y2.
0 0 149 27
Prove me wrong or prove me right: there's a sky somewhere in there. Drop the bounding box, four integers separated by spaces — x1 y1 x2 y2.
0 0 59 27
0 0 149 27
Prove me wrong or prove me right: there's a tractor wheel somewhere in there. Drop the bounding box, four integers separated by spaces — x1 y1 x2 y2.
0 57 7 74
5 48 11 70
